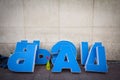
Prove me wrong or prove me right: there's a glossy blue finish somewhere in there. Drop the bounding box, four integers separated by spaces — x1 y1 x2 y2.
80 42 89 65
85 42 102 65
85 43 108 72
35 49 50 64
51 40 77 64
52 45 81 73
8 44 37 72
7 40 39 72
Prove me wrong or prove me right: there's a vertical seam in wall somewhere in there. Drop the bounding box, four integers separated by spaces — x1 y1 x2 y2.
23 0 26 39
58 0 60 40
91 0 95 43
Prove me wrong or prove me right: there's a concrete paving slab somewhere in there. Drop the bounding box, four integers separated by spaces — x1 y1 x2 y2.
0 61 120 80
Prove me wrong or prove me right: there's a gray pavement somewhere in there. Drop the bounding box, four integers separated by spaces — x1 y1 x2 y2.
0 61 120 80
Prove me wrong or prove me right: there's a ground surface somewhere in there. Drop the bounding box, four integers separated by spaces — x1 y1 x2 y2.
0 61 120 80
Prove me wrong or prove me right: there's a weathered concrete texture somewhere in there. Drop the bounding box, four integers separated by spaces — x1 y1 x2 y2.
0 61 120 80
0 0 120 60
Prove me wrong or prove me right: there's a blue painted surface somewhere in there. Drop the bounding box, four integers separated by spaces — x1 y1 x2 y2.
85 42 108 72
35 49 50 64
51 54 58 64
85 42 102 65
8 45 37 72
7 40 108 73
7 40 39 72
80 42 89 65
14 40 40 53
51 41 77 64
96 46 108 72
52 45 81 73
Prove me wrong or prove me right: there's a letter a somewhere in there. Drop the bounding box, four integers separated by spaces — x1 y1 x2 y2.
52 45 81 73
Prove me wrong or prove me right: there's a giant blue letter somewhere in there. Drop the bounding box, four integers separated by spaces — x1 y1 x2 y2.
85 42 108 72
7 40 39 72
51 41 81 73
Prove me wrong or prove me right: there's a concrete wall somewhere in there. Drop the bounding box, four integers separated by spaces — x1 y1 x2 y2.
0 0 120 60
